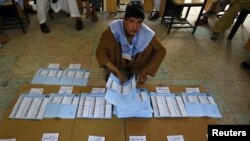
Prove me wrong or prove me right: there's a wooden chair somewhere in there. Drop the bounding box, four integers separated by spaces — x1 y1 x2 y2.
0 0 30 33
77 0 104 13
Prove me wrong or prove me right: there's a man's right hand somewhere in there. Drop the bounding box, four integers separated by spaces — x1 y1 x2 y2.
116 72 126 83
105 62 125 83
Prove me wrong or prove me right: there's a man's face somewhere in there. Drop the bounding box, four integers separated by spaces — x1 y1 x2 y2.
123 17 143 36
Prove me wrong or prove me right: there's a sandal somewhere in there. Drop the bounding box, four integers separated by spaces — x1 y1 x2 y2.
240 61 250 70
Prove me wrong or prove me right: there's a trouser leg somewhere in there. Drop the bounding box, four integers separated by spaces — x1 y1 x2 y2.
60 0 81 18
36 0 50 24
213 2 241 33
153 0 161 11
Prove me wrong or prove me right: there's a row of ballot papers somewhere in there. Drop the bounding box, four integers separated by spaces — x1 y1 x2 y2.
9 92 221 120
9 72 221 119
9 92 112 120
31 67 90 86
104 73 222 118
9 91 221 120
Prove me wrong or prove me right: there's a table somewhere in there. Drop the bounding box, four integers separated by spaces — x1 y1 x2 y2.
0 84 220 141
161 0 208 34
0 85 82 141
69 86 125 141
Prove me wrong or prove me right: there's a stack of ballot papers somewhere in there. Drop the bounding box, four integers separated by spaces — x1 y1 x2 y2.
181 92 222 118
114 88 153 118
43 94 80 119
9 94 49 120
105 74 153 118
31 67 90 86
105 73 137 107
76 93 112 119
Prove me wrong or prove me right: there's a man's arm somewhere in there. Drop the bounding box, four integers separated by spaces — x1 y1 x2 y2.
142 36 166 76
96 27 126 82
137 36 166 84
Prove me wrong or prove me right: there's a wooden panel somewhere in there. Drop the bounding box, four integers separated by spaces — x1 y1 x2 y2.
106 0 117 12
0 85 81 141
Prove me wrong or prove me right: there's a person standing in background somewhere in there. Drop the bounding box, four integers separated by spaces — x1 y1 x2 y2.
85 0 101 22
36 0 83 33
148 0 161 20
210 0 250 40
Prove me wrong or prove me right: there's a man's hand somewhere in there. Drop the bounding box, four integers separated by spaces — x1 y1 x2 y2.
116 72 126 83
137 72 147 85
105 62 126 83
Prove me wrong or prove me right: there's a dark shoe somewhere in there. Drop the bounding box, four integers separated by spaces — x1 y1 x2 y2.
75 20 83 31
25 6 36 14
148 11 160 21
241 61 250 70
210 32 219 40
91 12 98 23
197 17 208 25
40 23 50 33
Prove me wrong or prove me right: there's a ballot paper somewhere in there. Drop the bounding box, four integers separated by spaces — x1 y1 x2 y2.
44 94 80 119
9 94 49 120
0 139 16 141
41 133 59 141
29 88 44 94
31 68 62 85
129 135 146 141
59 68 90 86
181 93 222 118
76 93 112 119
167 135 184 141
105 73 137 107
151 93 188 118
114 88 153 118
88 135 105 141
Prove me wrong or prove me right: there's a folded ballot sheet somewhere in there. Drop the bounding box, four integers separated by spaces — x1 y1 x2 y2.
114 88 153 118
151 92 222 118
31 67 90 86
105 73 137 108
181 93 222 118
44 94 80 119
59 68 90 86
31 68 63 85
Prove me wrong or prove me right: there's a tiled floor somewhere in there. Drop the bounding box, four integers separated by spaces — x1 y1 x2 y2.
0 9 250 124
